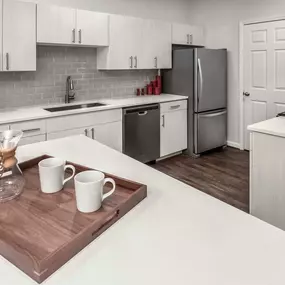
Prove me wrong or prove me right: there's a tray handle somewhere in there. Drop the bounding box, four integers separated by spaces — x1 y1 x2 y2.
92 209 120 237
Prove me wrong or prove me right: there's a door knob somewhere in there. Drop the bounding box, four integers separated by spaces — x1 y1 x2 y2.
243 92 250 97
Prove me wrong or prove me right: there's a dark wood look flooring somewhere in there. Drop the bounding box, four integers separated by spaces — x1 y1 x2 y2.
152 147 249 212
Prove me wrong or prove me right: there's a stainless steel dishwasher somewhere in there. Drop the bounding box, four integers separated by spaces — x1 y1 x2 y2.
123 104 160 163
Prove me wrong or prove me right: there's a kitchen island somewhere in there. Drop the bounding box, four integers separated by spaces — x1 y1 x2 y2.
249 117 285 231
2 135 285 285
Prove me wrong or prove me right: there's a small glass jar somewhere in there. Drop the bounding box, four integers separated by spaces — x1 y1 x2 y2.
0 130 25 202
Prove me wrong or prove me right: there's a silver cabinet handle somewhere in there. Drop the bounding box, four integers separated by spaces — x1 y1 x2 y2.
154 57 158 68
78 29 82 44
91 128 95 139
84 129 88 136
197 58 203 103
199 110 227 118
162 115 165 127
134 56 138 68
187 34 189 44
22 128 41 133
129 56 133 68
243 92 250 97
170 105 181 110
189 34 193 44
72 29 76 43
6 53 9 70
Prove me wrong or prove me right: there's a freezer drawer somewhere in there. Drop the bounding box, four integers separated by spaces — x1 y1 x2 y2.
194 110 227 154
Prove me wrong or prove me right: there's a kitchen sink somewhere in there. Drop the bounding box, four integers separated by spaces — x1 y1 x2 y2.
44 103 107 112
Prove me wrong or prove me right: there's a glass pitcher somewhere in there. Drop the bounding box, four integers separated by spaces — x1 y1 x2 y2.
0 130 25 202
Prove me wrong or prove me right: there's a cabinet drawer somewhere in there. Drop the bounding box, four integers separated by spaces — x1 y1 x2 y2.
0 124 9 131
47 128 88 140
10 120 46 137
46 109 122 133
18 134 46 146
160 100 187 113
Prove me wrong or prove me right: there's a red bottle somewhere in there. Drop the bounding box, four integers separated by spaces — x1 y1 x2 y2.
147 84 153 95
156 75 162 89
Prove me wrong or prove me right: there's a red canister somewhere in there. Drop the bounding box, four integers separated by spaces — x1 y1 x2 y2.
154 87 161 95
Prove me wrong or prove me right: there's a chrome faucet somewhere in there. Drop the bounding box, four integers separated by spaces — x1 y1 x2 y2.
65 76 75 103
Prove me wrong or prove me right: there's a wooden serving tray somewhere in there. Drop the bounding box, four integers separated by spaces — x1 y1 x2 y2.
0 155 147 283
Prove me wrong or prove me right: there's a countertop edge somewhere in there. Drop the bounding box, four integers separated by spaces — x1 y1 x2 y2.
0 95 187 125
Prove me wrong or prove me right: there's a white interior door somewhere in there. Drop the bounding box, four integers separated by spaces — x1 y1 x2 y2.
76 10 109 46
243 20 285 149
2 0 36 71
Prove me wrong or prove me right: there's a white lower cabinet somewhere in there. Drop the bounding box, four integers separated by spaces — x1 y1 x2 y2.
93 121 122 152
0 124 9 131
46 109 123 152
19 135 46 146
160 101 187 157
47 127 89 140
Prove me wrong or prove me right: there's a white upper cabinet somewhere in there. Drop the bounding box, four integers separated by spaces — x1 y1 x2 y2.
37 4 76 45
140 20 171 69
2 0 36 71
37 4 109 47
97 15 142 70
97 16 171 70
172 23 204 46
76 10 109 46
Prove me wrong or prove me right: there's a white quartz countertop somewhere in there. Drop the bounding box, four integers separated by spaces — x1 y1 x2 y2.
0 94 186 125
248 117 285 138
2 136 285 285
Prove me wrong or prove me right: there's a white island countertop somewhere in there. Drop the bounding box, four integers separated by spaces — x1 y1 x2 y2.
2 136 285 285
0 94 186 125
248 117 285 138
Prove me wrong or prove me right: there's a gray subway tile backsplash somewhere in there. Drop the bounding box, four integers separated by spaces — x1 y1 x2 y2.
0 46 157 109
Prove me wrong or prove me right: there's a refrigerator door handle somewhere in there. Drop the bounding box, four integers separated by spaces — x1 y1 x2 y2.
198 58 203 103
199 110 227 118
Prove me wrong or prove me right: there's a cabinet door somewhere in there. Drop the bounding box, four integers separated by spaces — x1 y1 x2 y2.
160 110 187 157
19 135 46 146
155 21 172 69
37 4 76 45
172 23 190 45
140 20 157 69
97 15 142 70
76 10 109 46
93 122 122 152
0 124 9 131
47 128 89 141
2 0 36 71
189 26 204 46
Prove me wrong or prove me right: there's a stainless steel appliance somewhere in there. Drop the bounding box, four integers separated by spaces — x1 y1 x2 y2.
162 48 227 156
123 104 160 163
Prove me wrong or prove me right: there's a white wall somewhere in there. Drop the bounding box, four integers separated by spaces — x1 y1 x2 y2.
187 0 285 146
27 0 192 23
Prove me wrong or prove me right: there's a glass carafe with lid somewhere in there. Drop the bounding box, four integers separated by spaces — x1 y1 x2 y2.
0 130 25 202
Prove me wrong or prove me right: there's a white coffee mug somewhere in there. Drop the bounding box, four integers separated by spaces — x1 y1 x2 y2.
38 158 75 194
74 170 116 213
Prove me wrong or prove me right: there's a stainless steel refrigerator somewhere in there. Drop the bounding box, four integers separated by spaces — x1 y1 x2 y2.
162 48 227 156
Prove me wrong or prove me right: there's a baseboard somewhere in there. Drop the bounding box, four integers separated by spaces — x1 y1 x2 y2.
227 141 241 149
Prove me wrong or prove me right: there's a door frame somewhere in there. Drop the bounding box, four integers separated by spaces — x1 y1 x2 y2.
239 15 285 150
